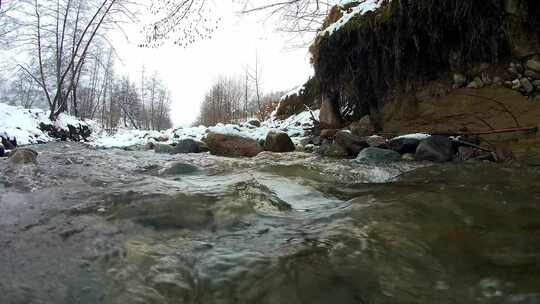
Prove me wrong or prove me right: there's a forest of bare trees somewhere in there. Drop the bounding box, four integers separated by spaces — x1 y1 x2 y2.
195 74 284 126
0 0 173 131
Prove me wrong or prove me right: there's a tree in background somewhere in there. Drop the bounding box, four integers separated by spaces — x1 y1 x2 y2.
195 73 284 126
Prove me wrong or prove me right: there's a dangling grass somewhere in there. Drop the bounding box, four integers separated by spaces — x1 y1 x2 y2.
311 0 520 128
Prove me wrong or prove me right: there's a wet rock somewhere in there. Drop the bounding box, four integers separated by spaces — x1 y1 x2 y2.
1 134 17 149
512 79 521 90
171 139 200 154
8 148 38 165
533 94 540 103
520 77 534 94
387 137 421 154
144 142 155 151
365 135 387 147
481 73 493 86
334 130 369 156
320 129 339 139
154 143 174 154
533 80 540 90
299 137 313 146
452 73 467 88
198 140 210 153
457 146 484 161
415 136 456 162
493 76 503 86
0 143 4 157
507 293 540 304
264 130 295 153
524 69 540 80
349 115 375 136
205 132 262 157
401 153 416 162
355 147 401 163
312 136 322 146
526 59 540 73
246 119 261 127
319 142 349 158
159 162 199 176
467 76 484 89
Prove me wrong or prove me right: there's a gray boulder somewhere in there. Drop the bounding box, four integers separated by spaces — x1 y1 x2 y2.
264 130 295 152
172 139 200 154
154 143 174 154
415 136 456 162
334 130 369 156
355 147 401 163
8 148 38 165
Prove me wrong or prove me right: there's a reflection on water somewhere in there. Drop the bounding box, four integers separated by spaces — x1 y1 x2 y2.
1 143 539 304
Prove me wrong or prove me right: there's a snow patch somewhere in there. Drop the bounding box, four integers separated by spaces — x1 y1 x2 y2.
320 0 385 37
392 133 431 141
0 103 97 145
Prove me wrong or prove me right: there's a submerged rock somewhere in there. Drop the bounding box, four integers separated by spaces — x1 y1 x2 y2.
172 139 200 154
0 143 4 157
334 130 369 156
264 130 295 152
159 162 199 176
154 143 174 154
415 136 456 162
205 132 263 157
319 142 349 158
8 148 38 165
355 147 401 163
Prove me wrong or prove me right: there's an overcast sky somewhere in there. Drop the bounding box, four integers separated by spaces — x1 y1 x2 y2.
114 3 314 127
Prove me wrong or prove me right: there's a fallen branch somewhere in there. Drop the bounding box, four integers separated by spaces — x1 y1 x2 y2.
379 126 538 137
451 138 493 153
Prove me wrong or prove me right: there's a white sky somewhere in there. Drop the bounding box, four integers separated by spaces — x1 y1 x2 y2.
114 3 314 127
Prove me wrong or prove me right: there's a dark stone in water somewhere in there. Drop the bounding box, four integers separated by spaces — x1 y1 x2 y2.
415 136 456 162
8 148 38 165
0 144 4 157
1 135 17 150
154 143 174 154
159 162 199 176
355 147 401 163
264 130 295 153
172 139 200 154
387 137 421 154
334 130 369 156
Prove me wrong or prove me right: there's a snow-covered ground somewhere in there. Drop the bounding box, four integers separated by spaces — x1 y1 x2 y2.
91 110 320 149
0 103 99 145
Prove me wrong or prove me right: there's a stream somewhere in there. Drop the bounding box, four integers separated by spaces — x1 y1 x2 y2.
1 142 539 304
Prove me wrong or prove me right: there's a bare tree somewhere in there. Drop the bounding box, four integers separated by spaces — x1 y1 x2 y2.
17 0 134 120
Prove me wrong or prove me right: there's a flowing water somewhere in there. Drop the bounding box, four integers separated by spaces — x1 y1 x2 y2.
1 143 539 304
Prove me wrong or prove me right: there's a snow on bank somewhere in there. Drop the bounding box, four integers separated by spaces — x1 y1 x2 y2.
320 0 385 37
91 110 320 149
0 103 98 145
